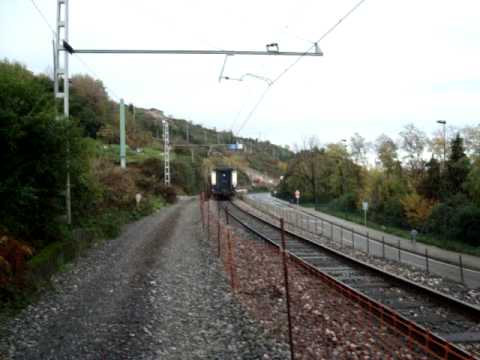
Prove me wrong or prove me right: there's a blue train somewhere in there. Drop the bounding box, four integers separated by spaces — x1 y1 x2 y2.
210 167 237 200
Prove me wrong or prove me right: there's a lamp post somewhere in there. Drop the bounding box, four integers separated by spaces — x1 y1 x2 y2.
437 120 447 165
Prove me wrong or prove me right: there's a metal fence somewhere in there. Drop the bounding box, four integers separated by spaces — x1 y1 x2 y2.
199 195 474 360
242 197 479 287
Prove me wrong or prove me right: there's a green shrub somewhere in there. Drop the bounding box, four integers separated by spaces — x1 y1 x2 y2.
450 205 480 246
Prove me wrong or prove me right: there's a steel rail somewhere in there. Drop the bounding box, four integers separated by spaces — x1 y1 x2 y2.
235 201 480 318
269 197 480 272
226 201 478 360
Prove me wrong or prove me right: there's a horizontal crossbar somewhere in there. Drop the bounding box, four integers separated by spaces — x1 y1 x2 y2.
72 49 323 56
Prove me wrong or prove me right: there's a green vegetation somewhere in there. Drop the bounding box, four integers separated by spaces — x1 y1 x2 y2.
0 58 289 304
276 129 480 252
301 202 480 256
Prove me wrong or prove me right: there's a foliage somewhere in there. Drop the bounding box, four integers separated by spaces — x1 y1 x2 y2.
375 134 399 174
95 164 140 209
70 75 112 138
418 157 441 200
0 60 91 244
449 205 480 246
349 132 369 165
400 193 436 230
0 232 34 293
445 133 470 195
399 123 427 173
465 157 480 206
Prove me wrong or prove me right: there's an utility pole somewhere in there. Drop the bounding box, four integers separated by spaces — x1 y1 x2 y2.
54 0 71 225
120 99 126 168
186 122 190 143
204 130 207 144
163 120 171 185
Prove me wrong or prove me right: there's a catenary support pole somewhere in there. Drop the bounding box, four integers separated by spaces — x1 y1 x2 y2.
55 0 72 225
120 99 126 169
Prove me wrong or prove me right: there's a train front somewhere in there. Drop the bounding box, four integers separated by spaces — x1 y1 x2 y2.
211 168 237 199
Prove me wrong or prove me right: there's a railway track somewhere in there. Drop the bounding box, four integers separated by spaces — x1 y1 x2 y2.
223 199 480 360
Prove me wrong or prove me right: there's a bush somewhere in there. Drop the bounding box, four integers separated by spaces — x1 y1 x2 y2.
0 60 93 244
329 192 357 212
382 198 405 227
96 165 139 209
450 205 480 246
156 185 177 204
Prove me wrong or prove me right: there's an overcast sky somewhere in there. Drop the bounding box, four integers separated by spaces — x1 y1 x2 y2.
1 0 480 147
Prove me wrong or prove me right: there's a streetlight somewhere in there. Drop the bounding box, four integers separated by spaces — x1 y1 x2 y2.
437 120 447 165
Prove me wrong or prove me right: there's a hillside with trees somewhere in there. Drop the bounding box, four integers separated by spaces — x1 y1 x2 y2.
0 59 291 301
276 127 480 252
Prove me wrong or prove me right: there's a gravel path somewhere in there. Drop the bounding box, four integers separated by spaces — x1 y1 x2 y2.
0 198 287 359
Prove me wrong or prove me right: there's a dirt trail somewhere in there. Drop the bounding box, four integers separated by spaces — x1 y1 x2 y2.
1 198 286 359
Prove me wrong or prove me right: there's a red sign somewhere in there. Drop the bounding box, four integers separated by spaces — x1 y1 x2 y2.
294 190 300 199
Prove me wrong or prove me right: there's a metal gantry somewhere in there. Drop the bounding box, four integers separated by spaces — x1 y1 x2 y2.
53 1 323 220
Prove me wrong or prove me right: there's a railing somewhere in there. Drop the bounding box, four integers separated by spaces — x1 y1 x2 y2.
199 194 477 360
242 196 479 287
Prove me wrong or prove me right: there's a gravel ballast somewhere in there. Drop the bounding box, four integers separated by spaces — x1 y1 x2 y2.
238 199 480 307
0 198 287 359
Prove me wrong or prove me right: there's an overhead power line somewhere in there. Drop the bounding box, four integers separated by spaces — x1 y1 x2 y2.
29 0 56 37
235 0 368 135
28 0 123 103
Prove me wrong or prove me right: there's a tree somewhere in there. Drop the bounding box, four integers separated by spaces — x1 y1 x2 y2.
70 74 112 138
360 168 408 226
418 157 441 200
445 133 470 194
462 125 480 156
349 133 369 166
295 137 323 207
400 193 435 230
399 123 427 170
0 60 92 242
375 134 400 174
465 157 480 206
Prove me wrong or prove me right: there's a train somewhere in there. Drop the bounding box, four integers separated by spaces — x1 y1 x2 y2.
209 167 237 200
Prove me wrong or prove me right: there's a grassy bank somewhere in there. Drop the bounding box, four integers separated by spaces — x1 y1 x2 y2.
0 196 166 315
301 202 480 257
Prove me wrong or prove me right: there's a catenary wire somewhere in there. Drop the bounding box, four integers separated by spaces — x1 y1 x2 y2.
29 0 56 37
235 0 367 135
72 54 122 101
28 0 124 103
